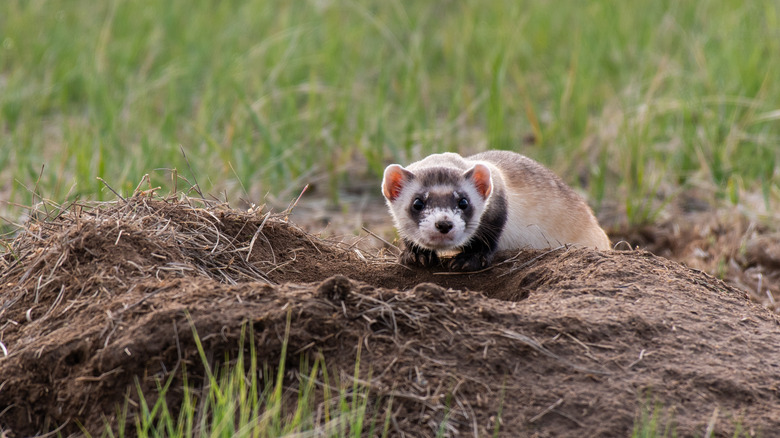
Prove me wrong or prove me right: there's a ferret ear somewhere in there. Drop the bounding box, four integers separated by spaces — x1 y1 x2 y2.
382 164 414 201
464 163 492 199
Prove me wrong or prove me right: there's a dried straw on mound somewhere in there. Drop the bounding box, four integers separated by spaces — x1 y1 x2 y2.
2 196 287 288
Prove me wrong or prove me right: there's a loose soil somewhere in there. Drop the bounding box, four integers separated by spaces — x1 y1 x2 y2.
1 196 779 437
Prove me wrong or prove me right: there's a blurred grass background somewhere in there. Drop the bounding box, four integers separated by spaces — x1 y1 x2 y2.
1 0 779 226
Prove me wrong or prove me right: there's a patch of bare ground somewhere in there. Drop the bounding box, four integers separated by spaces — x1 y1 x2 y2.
611 207 780 312
1 196 780 437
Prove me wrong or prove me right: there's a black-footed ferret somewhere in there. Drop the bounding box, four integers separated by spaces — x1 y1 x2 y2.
382 150 610 271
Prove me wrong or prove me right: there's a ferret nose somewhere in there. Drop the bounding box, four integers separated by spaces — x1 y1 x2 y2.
435 220 453 234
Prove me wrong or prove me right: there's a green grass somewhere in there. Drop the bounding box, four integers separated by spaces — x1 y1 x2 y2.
2 0 779 225
631 402 755 438
632 402 676 438
86 316 394 438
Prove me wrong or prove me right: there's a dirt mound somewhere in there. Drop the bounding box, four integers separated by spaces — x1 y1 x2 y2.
1 196 780 437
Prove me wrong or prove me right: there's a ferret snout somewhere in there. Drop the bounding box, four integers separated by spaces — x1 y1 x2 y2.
435 220 453 234
415 208 468 249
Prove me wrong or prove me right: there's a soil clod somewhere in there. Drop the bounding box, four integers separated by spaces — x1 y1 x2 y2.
317 275 353 301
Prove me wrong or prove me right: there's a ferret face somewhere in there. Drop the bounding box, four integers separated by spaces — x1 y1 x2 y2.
382 163 493 250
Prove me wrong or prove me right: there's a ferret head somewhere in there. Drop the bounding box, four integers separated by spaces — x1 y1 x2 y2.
382 163 493 250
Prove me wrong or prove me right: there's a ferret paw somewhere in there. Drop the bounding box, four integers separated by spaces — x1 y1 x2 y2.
399 248 440 268
448 252 491 272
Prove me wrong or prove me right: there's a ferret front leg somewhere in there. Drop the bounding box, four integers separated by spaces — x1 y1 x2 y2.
449 241 495 271
399 240 440 268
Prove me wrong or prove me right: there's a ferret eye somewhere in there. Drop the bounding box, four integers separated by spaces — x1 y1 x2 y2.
457 198 469 210
412 198 425 211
